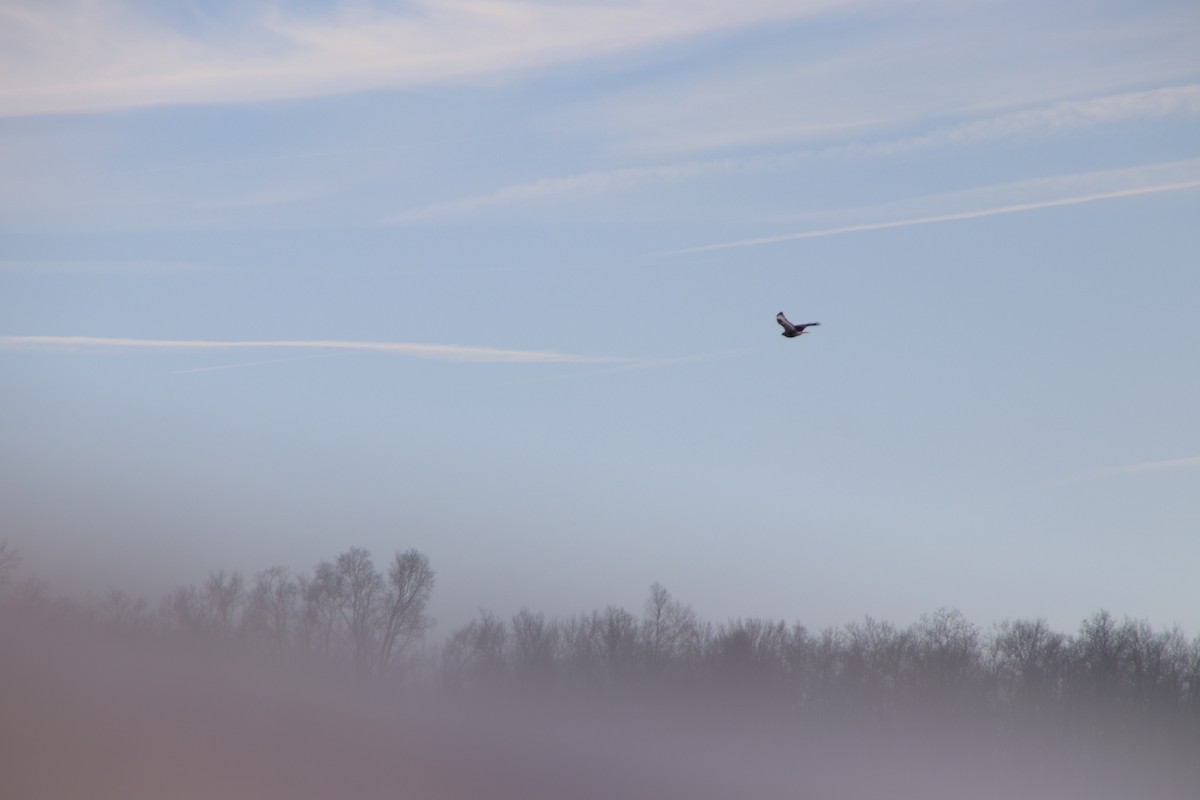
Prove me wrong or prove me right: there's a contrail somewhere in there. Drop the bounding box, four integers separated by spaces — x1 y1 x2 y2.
1090 455 1200 479
0 336 629 365
660 179 1200 255
1046 454 1200 488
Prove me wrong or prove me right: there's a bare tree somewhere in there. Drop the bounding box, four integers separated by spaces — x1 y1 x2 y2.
1183 635 1200 720
298 561 340 661
245 566 298 656
203 570 245 640
641 583 699 675
89 589 150 634
807 627 845 709
1126 620 1189 714
913 608 980 703
990 618 1066 707
842 616 912 712
1072 610 1134 703
375 549 435 676
710 618 790 686
441 611 509 688
333 548 385 676
598 606 639 683
511 608 559 685
782 623 813 701
0 540 20 590
560 612 604 684
161 585 208 638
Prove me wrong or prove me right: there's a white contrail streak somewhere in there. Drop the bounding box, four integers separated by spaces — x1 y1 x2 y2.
392 89 1200 224
1091 455 1200 479
0 336 628 364
661 179 1200 255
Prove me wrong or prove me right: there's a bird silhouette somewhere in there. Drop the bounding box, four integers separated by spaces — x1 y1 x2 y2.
777 312 820 338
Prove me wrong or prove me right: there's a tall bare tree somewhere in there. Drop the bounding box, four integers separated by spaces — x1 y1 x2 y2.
245 566 298 656
1072 610 1134 704
161 585 207 638
89 589 150 634
333 547 385 676
442 611 509 688
990 618 1066 706
641 583 699 674
842 615 912 710
511 608 559 685
599 606 639 683
710 618 790 685
560 612 603 684
203 570 245 640
913 607 980 702
375 549 435 676
298 561 340 661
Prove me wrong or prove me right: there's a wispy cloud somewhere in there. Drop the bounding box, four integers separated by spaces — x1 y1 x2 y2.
861 85 1200 157
393 85 1200 223
0 0 858 117
0 336 628 364
659 174 1200 256
1089 456 1200 479
391 161 735 223
575 9 1200 156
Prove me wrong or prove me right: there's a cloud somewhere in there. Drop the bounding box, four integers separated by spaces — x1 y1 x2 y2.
862 85 1200 157
392 85 1200 223
659 170 1200 255
573 8 1200 156
1090 456 1200 479
0 336 628 364
0 0 860 117
392 161 737 223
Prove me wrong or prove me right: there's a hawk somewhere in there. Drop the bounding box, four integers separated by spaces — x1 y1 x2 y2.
777 312 820 338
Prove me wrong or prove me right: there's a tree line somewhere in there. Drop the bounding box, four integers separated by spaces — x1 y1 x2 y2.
3 540 1199 735
0 542 434 680
442 584 1200 731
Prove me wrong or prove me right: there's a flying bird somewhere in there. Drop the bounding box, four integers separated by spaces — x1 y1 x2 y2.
777 312 820 338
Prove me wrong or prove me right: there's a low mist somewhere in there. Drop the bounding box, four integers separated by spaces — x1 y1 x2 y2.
2 541 1198 799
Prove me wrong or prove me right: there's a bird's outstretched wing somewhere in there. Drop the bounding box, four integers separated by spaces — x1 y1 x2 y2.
776 312 796 333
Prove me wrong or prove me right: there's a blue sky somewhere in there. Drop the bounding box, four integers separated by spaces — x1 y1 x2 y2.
2 0 1198 634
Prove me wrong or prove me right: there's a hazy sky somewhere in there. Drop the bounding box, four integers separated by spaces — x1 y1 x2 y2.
2 0 1198 635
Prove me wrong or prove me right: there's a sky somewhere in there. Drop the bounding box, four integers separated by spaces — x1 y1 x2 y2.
2 0 1198 636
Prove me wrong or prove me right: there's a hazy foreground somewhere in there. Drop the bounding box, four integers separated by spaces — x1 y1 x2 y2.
4 611 1198 800
2 544 1198 799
